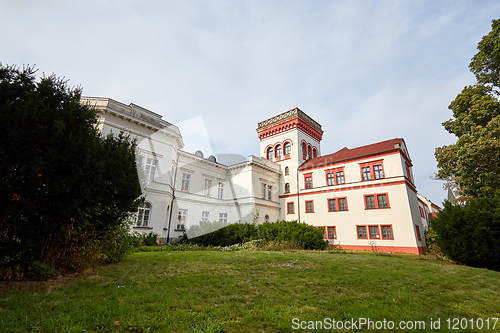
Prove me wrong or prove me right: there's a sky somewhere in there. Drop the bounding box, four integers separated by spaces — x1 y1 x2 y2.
2 0 499 205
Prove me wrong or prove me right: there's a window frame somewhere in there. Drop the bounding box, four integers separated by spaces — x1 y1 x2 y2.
363 193 390 209
359 160 385 182
219 212 228 223
336 170 345 185
217 181 224 199
284 166 289 176
415 225 422 241
144 158 158 182
181 173 191 192
326 226 337 240
267 147 274 160
326 172 335 186
380 225 394 240
176 209 187 230
283 141 291 156
327 197 348 212
287 202 295 214
284 182 290 193
368 224 381 240
201 211 210 223
136 201 152 227
304 173 313 189
275 144 282 158
356 225 368 239
305 200 314 213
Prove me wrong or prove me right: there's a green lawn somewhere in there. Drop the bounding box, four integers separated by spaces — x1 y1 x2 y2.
0 250 499 332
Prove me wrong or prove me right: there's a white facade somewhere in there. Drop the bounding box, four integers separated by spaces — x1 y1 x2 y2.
82 97 439 253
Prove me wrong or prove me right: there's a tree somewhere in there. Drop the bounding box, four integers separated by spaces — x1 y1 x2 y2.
435 19 500 201
0 65 142 278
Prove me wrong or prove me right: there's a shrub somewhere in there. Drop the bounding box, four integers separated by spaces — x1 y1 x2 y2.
97 222 137 263
190 221 327 250
430 193 500 271
0 65 142 279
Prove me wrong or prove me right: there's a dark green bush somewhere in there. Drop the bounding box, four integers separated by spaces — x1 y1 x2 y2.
97 222 137 263
189 221 327 250
0 65 142 279
430 193 499 271
142 232 158 246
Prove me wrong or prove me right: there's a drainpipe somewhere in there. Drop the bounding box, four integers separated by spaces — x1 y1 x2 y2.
296 166 301 223
166 152 180 244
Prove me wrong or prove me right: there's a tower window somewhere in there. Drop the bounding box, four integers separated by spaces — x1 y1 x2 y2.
267 147 273 160
284 183 290 193
302 142 307 159
312 147 317 158
284 166 289 176
284 142 291 155
307 145 312 160
275 145 282 158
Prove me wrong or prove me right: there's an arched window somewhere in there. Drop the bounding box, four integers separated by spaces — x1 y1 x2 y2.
302 142 307 159
284 183 290 193
136 201 152 226
265 214 270 222
284 142 291 155
284 166 289 175
275 145 282 158
312 147 318 158
307 145 312 160
267 147 273 159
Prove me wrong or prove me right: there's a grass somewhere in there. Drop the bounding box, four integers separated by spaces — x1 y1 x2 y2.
0 249 499 332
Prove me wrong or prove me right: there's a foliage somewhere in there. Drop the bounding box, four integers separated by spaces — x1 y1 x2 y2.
0 65 142 279
141 232 158 246
97 222 138 264
189 221 327 250
429 193 500 271
186 220 229 239
435 19 500 200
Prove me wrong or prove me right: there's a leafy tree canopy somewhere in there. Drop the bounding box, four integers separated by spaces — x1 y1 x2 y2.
435 19 500 201
0 65 142 277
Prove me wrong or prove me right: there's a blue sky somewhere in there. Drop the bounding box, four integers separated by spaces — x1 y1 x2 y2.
1 1 499 204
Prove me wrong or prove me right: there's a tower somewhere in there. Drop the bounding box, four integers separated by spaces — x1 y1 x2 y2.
256 107 323 219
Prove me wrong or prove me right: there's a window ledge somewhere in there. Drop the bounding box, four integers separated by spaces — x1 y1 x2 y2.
133 226 153 229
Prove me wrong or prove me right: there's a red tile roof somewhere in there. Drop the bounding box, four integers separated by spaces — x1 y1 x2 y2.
299 138 405 170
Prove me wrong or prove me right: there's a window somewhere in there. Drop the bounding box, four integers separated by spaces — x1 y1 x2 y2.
377 194 388 208
327 226 336 239
263 184 272 200
284 166 289 176
327 199 337 212
381 225 394 240
284 142 291 155
217 181 224 199
287 202 294 214
181 173 191 191
305 200 314 213
369 225 380 239
312 147 318 158
360 161 385 181
365 195 376 209
284 183 290 193
338 198 347 211
357 226 368 239
219 212 228 223
265 214 270 222
304 174 313 189
361 166 371 181
307 145 312 159
326 172 335 186
359 224 394 240
204 178 212 197
336 171 344 185
415 225 422 241
201 211 210 222
406 162 412 182
267 147 273 160
373 164 384 179
364 193 389 209
177 209 187 230
136 202 152 226
302 142 307 159
275 145 282 158
144 158 157 182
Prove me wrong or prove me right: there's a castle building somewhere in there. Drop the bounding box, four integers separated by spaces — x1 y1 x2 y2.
82 96 439 254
